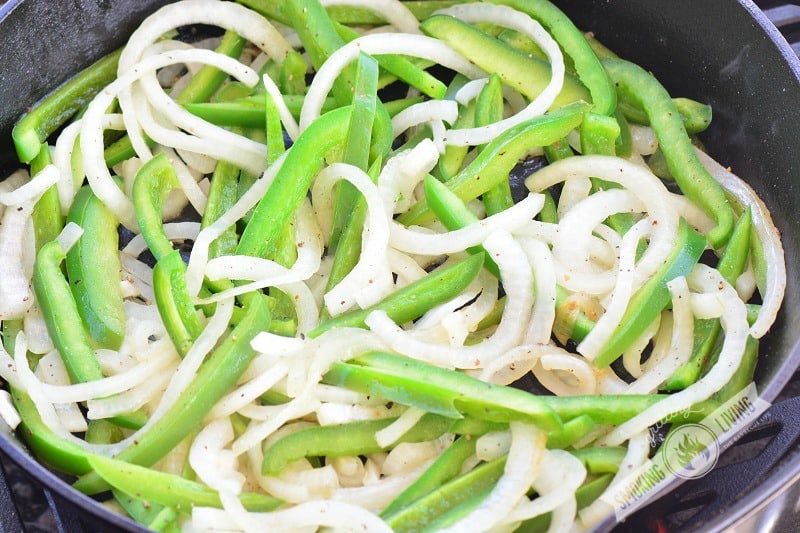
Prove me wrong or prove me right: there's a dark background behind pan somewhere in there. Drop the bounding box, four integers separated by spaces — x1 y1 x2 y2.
0 0 799 531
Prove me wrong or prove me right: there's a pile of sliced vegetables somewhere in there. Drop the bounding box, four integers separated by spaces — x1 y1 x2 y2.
0 0 785 531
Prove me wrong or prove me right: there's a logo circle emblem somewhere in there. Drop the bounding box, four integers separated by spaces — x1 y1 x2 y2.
661 423 719 480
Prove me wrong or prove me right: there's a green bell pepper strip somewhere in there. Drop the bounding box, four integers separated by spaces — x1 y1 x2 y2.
593 219 707 367
33 241 108 385
486 0 616 115
570 446 627 475
13 48 122 163
334 21 447 100
132 152 181 262
262 413 451 475
602 57 733 248
74 295 270 495
328 52 380 252
264 93 286 167
383 456 506 532
475 73 514 215
381 436 477 519
545 414 596 450
89 455 283 512
420 14 590 108
619 96 713 135
664 208 752 390
237 105 351 259
133 153 204 354
543 137 574 164
30 145 64 250
310 253 485 338
538 190 558 223
11 388 94 476
183 96 337 127
113 490 180 533
545 394 719 426
580 111 620 156
279 49 308 96
152 250 204 357
104 31 247 166
201 160 241 261
423 174 501 277
33 241 146 429
398 103 587 226
323 352 563 431
285 0 356 106
65 185 126 350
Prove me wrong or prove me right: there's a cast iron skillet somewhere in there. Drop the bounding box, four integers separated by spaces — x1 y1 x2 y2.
0 0 799 531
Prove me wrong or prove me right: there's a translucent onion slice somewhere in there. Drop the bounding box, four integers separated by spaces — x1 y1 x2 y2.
527 155 680 287
435 3 565 146
315 163 393 315
696 148 785 339
0 165 59 207
440 422 546 532
577 219 651 360
366 230 533 369
625 277 694 394
601 265 748 446
300 33 484 130
504 449 586 525
321 0 421 33
388 193 544 256
81 49 259 230
118 0 292 73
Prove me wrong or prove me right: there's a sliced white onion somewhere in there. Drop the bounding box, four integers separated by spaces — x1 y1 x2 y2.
440 422 546 532
389 193 544 256
81 48 261 230
577 219 650 360
0 165 59 206
625 276 694 394
367 231 533 369
435 3 565 146
300 33 484 129
601 265 749 446
321 0 420 33
696 148 785 338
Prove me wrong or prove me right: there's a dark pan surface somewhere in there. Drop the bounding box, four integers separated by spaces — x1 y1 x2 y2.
1 0 799 531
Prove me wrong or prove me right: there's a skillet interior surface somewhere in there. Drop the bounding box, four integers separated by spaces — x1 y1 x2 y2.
0 0 799 530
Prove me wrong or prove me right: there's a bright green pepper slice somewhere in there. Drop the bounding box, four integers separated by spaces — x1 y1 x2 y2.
310 253 485 338
262 414 451 475
594 219 707 367
323 351 563 431
66 185 126 350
